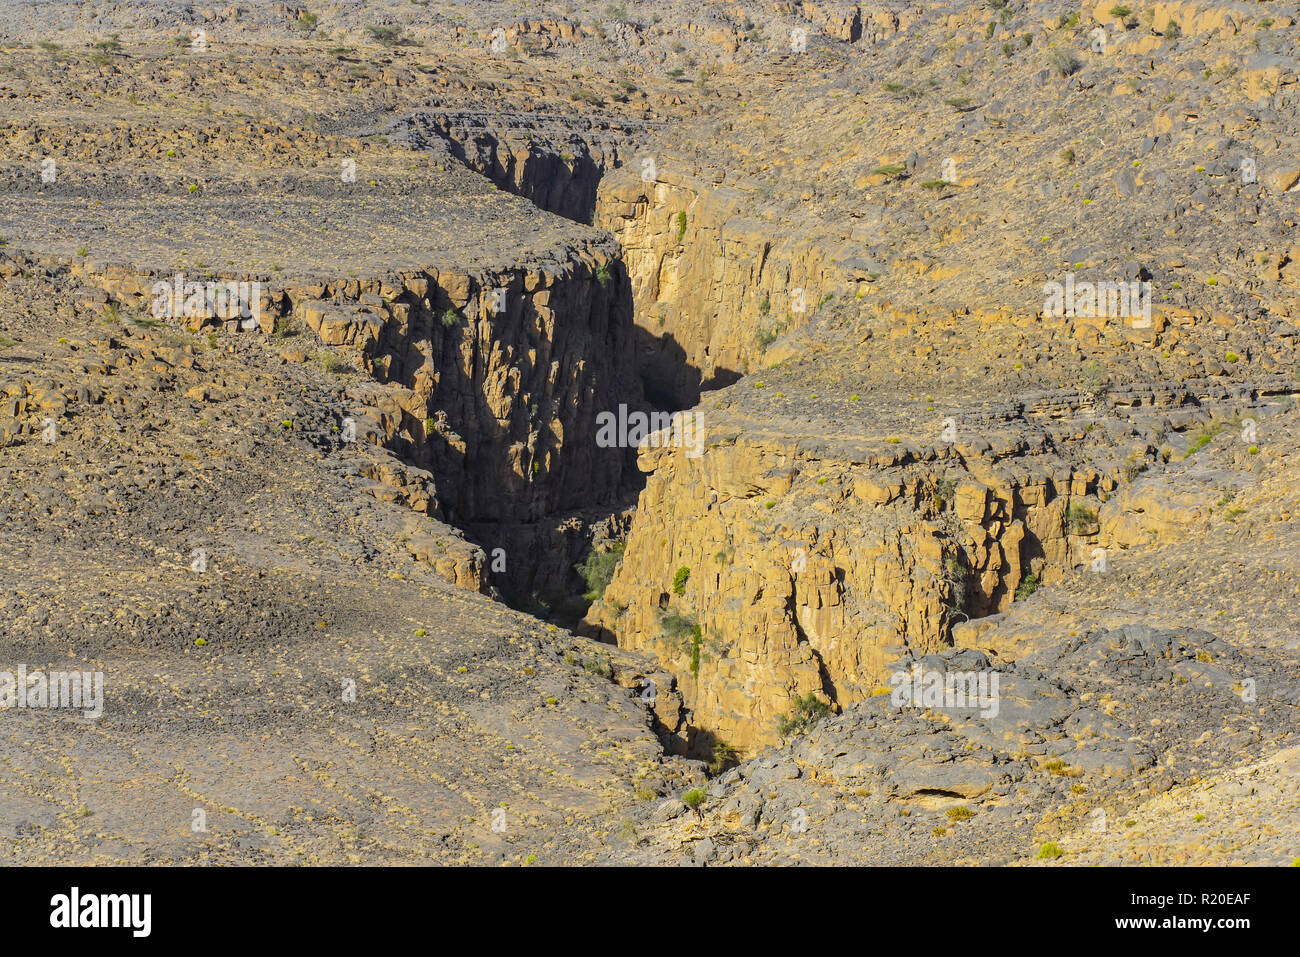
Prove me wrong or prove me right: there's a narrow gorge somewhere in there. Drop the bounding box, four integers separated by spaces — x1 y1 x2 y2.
2 0 1298 870
51 105 1297 771
305 114 1300 762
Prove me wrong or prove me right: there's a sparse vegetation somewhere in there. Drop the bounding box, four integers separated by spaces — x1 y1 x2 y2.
1079 360 1107 396
576 541 625 601
681 787 706 814
777 692 831 737
660 613 704 676
1048 48 1081 77
366 25 406 46
671 565 690 595
754 325 780 351
1066 501 1097 532
882 81 922 100
1184 422 1225 459
707 739 739 776
933 474 958 509
582 654 613 679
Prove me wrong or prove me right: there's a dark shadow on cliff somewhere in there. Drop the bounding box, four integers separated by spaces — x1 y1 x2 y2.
633 323 742 411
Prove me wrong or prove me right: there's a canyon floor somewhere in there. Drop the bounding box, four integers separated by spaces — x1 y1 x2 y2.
0 0 1297 867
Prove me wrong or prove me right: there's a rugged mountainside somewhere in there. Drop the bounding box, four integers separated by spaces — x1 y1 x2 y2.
0 0 1296 866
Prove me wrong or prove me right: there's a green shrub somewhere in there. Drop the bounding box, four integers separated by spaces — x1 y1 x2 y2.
933 474 958 508
1079 360 1107 395
682 787 706 812
673 211 686 245
570 86 604 107
882 81 921 99
942 555 967 612
582 655 613 679
660 612 696 640
1065 501 1097 531
576 541 625 601
1015 573 1039 601
440 307 462 328
1184 422 1225 459
671 565 690 595
707 739 739 777
687 623 702 676
366 25 404 46
1037 842 1063 860
776 692 831 737
1048 48 1081 77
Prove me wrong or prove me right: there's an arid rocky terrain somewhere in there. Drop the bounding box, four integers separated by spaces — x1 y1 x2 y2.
0 0 1297 866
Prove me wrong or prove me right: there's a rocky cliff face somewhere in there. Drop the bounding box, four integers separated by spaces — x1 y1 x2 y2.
72 244 646 603
595 170 842 407
389 109 640 224
295 252 641 524
581 410 1094 752
583 351 1296 754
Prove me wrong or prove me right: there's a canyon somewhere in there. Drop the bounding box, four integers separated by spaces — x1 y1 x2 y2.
0 0 1297 867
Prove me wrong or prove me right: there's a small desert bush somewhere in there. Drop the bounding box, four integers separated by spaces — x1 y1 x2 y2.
671 565 690 595
575 541 625 601
777 692 831 737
